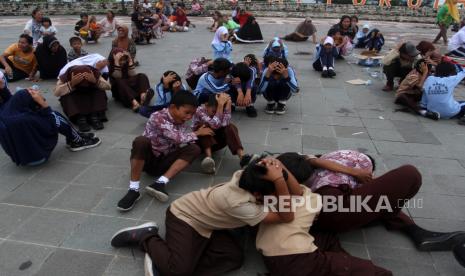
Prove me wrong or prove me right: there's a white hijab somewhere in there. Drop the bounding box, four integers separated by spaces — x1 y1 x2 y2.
58 53 109 78
212 26 228 45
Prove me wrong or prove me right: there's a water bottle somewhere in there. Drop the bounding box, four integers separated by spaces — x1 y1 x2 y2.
31 85 40 90
365 80 372 86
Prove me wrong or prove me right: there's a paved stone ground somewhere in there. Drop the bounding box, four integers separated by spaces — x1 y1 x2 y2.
0 15 464 276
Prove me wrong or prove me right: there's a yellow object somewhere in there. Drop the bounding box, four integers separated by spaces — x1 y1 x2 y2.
4 43 37 75
79 30 89 38
446 0 460 23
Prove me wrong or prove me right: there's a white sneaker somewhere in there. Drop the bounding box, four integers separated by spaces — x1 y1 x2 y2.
144 253 155 276
201 157 216 174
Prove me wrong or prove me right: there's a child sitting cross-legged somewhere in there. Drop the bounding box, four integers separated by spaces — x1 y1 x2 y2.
193 93 257 174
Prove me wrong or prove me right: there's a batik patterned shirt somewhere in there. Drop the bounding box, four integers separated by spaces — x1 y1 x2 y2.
143 108 197 156
192 105 231 130
307 150 373 191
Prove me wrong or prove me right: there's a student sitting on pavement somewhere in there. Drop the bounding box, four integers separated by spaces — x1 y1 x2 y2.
111 156 299 276
194 57 232 104
258 56 299 115
312 36 338 78
193 93 256 174
420 61 465 123
395 59 430 114
117 91 212 211
229 62 258 117
139 70 186 118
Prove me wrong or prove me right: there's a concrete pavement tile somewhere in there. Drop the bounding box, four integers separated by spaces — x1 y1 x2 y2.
302 135 338 150
103 256 144 276
10 209 87 246
45 184 109 212
334 126 370 139
0 241 55 276
34 161 89 183
1 180 66 207
367 128 406 142
0 204 38 238
62 215 137 254
73 164 129 188
35 248 113 276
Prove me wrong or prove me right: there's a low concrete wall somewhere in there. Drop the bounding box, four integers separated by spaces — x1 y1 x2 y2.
0 0 459 23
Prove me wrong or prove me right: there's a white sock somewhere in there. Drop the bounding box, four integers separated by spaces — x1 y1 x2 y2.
419 109 427 116
129 181 140 191
323 66 328 71
157 176 169 185
329 67 334 70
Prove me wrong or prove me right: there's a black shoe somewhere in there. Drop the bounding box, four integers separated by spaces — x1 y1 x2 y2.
68 137 101 152
110 222 158 248
425 110 440 121
265 103 275 114
275 103 286 115
117 189 141 211
89 115 104 130
328 69 336 78
77 116 91 132
78 132 95 139
98 112 108 122
321 70 329 78
458 117 465 126
246 106 258 117
240 154 260 168
146 181 169 202
407 225 465 251
453 242 465 268
231 105 236 112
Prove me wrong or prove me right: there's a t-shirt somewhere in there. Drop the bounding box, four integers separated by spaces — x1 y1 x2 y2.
256 186 321 257
3 43 37 74
396 69 422 97
170 170 267 238
448 26 465 52
421 70 465 118
307 150 373 191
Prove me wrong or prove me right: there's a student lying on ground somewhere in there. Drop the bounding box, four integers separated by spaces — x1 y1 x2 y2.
193 93 257 174
277 151 465 253
139 70 187 118
194 58 232 104
111 156 300 276
420 61 465 123
229 62 258 117
233 16 264 44
257 153 392 276
259 56 299 115
0 86 101 166
117 91 213 211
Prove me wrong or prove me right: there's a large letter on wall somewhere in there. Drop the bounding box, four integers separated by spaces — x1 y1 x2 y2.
353 0 367 5
407 0 422 8
379 0 392 7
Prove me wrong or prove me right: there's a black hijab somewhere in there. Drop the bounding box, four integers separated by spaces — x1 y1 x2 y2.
35 36 67 79
235 16 264 43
